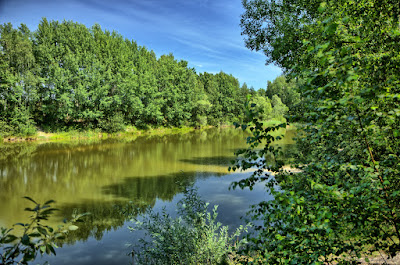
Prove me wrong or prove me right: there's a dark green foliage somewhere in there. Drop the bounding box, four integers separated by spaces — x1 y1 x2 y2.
0 119 14 137
266 75 301 110
234 0 400 263
241 0 321 73
199 71 247 125
1 19 267 133
0 23 37 135
0 197 88 265
98 112 125 133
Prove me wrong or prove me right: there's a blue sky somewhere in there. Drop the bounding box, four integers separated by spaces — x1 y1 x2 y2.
0 0 282 89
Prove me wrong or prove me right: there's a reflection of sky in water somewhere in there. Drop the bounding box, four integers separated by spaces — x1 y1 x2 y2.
34 171 271 265
196 172 273 228
4 128 295 265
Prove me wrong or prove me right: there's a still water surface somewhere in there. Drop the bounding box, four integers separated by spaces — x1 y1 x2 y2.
0 128 295 264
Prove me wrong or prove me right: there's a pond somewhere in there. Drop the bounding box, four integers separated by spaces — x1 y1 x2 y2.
0 127 296 264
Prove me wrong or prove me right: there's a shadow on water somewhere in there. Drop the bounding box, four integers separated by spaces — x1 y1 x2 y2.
102 171 225 200
180 156 236 166
55 199 144 245
55 171 225 245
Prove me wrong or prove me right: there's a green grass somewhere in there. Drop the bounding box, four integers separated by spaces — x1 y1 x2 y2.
2 125 204 143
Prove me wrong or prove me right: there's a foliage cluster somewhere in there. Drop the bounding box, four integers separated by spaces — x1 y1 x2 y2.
0 197 87 265
0 19 289 135
232 0 400 264
265 75 302 114
242 82 296 124
130 187 249 265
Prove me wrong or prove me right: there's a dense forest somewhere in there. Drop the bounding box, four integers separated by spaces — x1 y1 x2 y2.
0 18 295 136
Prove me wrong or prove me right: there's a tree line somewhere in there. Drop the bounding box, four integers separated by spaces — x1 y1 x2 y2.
0 18 294 136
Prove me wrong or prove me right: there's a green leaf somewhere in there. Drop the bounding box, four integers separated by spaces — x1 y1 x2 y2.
40 245 46 253
21 234 30 245
383 180 390 186
41 208 58 216
68 225 79 231
37 226 48 235
44 200 56 205
28 232 41 237
318 2 327 12
23 196 37 204
47 244 56 255
3 234 18 243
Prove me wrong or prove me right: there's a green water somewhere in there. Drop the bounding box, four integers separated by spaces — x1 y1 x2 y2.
0 127 296 264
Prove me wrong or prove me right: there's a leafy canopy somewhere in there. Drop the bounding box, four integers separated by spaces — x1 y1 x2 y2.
233 0 400 263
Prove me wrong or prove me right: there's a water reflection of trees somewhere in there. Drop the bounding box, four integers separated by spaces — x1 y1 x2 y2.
0 128 249 202
55 171 224 245
102 171 223 200
180 156 236 166
0 142 38 162
0 127 294 245
55 200 144 244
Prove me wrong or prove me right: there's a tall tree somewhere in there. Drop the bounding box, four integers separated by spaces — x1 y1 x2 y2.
241 0 322 73
234 0 400 263
1 19 254 133
0 23 37 135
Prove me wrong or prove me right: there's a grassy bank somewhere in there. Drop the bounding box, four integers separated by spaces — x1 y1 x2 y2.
0 125 216 143
1 119 295 143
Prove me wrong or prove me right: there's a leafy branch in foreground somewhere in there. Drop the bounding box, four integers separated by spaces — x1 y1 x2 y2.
129 187 250 265
0 197 89 265
232 0 400 264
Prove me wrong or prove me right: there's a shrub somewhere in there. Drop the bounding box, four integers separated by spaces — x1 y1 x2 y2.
129 187 249 265
9 109 37 136
0 120 14 138
98 112 126 133
196 115 208 127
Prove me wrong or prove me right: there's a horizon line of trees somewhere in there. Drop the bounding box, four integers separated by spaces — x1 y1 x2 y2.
0 18 295 135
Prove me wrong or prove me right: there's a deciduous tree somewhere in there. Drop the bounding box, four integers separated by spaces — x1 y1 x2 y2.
233 0 400 263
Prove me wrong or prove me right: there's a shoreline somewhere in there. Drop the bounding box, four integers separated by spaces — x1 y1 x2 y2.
1 125 222 143
1 119 293 144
